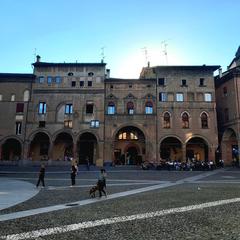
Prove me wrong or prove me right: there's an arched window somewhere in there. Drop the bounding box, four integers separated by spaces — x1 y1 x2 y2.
201 112 208 128
23 90 30 102
182 112 189 128
145 101 153 114
127 102 134 115
163 112 171 128
118 131 138 140
107 102 115 115
11 94 15 101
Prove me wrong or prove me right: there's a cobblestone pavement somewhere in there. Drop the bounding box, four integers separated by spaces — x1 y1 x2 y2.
0 167 240 239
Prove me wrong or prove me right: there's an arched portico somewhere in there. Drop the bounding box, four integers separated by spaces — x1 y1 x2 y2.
29 132 50 161
52 132 73 161
113 126 145 165
160 137 182 161
77 132 98 165
1 138 22 161
221 128 238 165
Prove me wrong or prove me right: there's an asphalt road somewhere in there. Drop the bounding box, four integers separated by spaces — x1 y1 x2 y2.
0 167 240 240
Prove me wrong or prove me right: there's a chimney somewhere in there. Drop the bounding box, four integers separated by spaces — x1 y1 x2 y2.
106 69 110 79
219 67 222 78
36 55 41 63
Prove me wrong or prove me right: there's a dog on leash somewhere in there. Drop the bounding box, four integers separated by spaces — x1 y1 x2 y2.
89 185 98 198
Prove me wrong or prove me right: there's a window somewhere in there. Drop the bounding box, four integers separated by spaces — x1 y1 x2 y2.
204 93 212 102
0 94 2 101
182 112 189 128
145 101 153 114
16 103 24 113
71 81 76 87
38 102 46 114
199 78 205 86
86 103 94 114
11 94 15 101
65 104 73 114
80 81 84 87
127 102 134 115
47 76 52 84
223 87 227 96
181 79 187 86
163 112 170 128
201 113 208 128
129 85 132 88
187 92 194 101
64 120 73 128
107 102 115 115
159 92 167 102
16 122 22 135
39 77 45 83
39 121 46 128
68 72 74 76
158 78 165 86
118 131 138 140
88 72 94 76
90 120 100 128
88 81 92 87
176 93 184 102
55 76 62 84
110 85 113 89
23 90 30 101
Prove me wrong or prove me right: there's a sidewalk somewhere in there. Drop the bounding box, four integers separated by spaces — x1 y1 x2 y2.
0 179 39 210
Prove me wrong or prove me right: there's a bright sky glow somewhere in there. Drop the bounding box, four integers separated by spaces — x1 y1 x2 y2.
0 0 239 78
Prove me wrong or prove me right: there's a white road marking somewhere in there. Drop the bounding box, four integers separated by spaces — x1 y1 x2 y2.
0 170 219 222
1 197 240 240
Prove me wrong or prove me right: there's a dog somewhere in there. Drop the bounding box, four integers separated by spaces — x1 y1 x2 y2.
89 185 98 198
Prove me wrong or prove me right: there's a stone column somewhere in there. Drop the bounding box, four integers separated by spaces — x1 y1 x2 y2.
0 144 2 160
182 144 186 162
208 144 216 163
72 142 77 162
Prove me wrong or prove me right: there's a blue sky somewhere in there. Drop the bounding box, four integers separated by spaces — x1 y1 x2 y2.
0 0 239 78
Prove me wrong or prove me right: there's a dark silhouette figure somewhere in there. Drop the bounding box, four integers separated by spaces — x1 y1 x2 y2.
71 164 78 186
36 164 45 188
97 168 107 197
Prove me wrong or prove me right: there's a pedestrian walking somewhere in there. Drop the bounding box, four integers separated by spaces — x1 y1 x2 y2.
97 168 107 197
70 162 78 186
36 164 45 188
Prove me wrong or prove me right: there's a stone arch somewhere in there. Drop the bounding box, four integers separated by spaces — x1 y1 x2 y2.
160 136 183 161
186 136 209 161
29 132 51 161
52 132 74 161
1 137 22 161
221 128 238 165
113 125 146 165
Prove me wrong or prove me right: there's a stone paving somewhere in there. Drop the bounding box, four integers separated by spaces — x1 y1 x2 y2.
0 167 240 239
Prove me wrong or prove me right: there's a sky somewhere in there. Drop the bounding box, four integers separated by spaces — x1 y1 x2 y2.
0 0 239 78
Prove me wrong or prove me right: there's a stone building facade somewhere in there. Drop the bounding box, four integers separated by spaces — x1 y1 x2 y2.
215 47 240 165
0 56 220 166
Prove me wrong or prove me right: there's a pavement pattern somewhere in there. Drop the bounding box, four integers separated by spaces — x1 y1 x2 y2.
0 166 240 240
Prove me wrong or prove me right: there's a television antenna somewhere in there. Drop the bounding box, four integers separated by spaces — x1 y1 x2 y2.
141 47 149 66
101 47 105 63
161 40 169 65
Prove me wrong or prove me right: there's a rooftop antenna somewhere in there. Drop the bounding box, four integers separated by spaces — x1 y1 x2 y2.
101 47 105 63
141 47 149 67
161 40 168 65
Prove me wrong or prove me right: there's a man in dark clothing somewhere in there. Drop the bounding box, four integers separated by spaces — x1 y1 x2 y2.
97 168 107 197
71 164 78 186
36 164 45 188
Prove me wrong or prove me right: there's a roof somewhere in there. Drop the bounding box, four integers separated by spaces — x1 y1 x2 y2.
32 62 106 67
0 73 35 82
150 65 220 71
106 78 156 83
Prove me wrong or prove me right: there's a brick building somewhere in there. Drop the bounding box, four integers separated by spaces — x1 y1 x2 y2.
215 46 240 165
0 56 220 166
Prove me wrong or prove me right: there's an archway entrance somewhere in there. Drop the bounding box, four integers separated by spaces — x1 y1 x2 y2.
29 132 50 161
52 132 73 161
221 128 238 165
186 137 208 161
160 137 182 161
114 126 145 165
78 132 97 165
1 138 22 160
